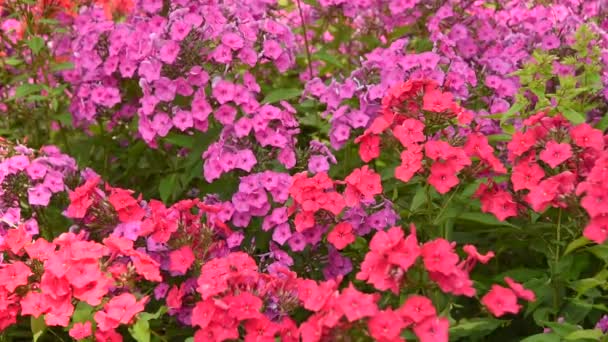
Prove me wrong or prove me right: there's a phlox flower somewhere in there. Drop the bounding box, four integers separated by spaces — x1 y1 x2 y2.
482 285 520 317
337 283 379 322
69 321 92 340
539 141 572 168
368 309 406 341
504 277 536 302
223 292 263 321
583 216 608 244
327 222 355 250
0 261 32 292
168 245 195 275
413 316 449 342
357 225 420 293
19 292 50 318
399 295 436 324
570 123 604 151
344 166 382 206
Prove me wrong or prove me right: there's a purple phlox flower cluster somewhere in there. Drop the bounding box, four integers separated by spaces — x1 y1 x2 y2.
64 0 297 149
0 144 77 243
323 245 353 280
229 171 291 228
0 144 76 210
201 100 300 182
342 199 399 236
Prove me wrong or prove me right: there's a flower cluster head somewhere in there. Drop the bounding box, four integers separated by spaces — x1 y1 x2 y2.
63 0 300 185
352 79 507 196
289 171 345 233
357 224 494 298
192 252 300 341
357 225 420 293
0 227 151 338
0 142 77 240
202 101 300 183
297 275 453 342
466 112 608 244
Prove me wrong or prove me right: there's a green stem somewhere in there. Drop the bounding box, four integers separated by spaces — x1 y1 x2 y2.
33 207 53 240
295 0 314 79
553 208 563 315
432 185 459 226
46 327 66 342
555 208 562 265
150 329 168 342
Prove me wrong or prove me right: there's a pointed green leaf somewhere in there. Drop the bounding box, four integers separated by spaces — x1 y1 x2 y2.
520 333 560 342
410 185 426 212
262 88 301 104
564 329 603 340
13 84 43 99
72 302 94 323
449 318 502 339
564 237 591 255
31 316 46 342
27 37 45 55
159 175 177 203
559 106 585 124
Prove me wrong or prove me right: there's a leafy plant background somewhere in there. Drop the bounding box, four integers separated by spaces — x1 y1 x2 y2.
0 0 608 341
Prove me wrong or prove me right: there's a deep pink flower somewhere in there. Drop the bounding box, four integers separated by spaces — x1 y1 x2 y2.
168 246 195 275
327 222 355 250
539 141 572 168
482 285 521 317
69 321 92 340
413 316 449 342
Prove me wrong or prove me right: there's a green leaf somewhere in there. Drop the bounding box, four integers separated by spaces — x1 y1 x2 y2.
38 18 59 25
137 306 167 321
350 236 368 252
449 318 502 339
129 307 167 342
500 102 524 125
13 83 43 99
3 57 22 66
520 333 560 342
31 316 46 342
262 88 301 104
542 321 579 337
562 300 593 324
595 112 608 131
130 317 151 342
72 302 94 323
559 106 585 124
50 61 74 72
495 268 547 283
564 237 591 255
410 185 426 212
570 269 608 295
27 37 45 55
487 133 512 142
587 245 608 263
159 175 177 203
564 329 603 340
457 212 518 228
460 179 484 199
164 133 194 148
